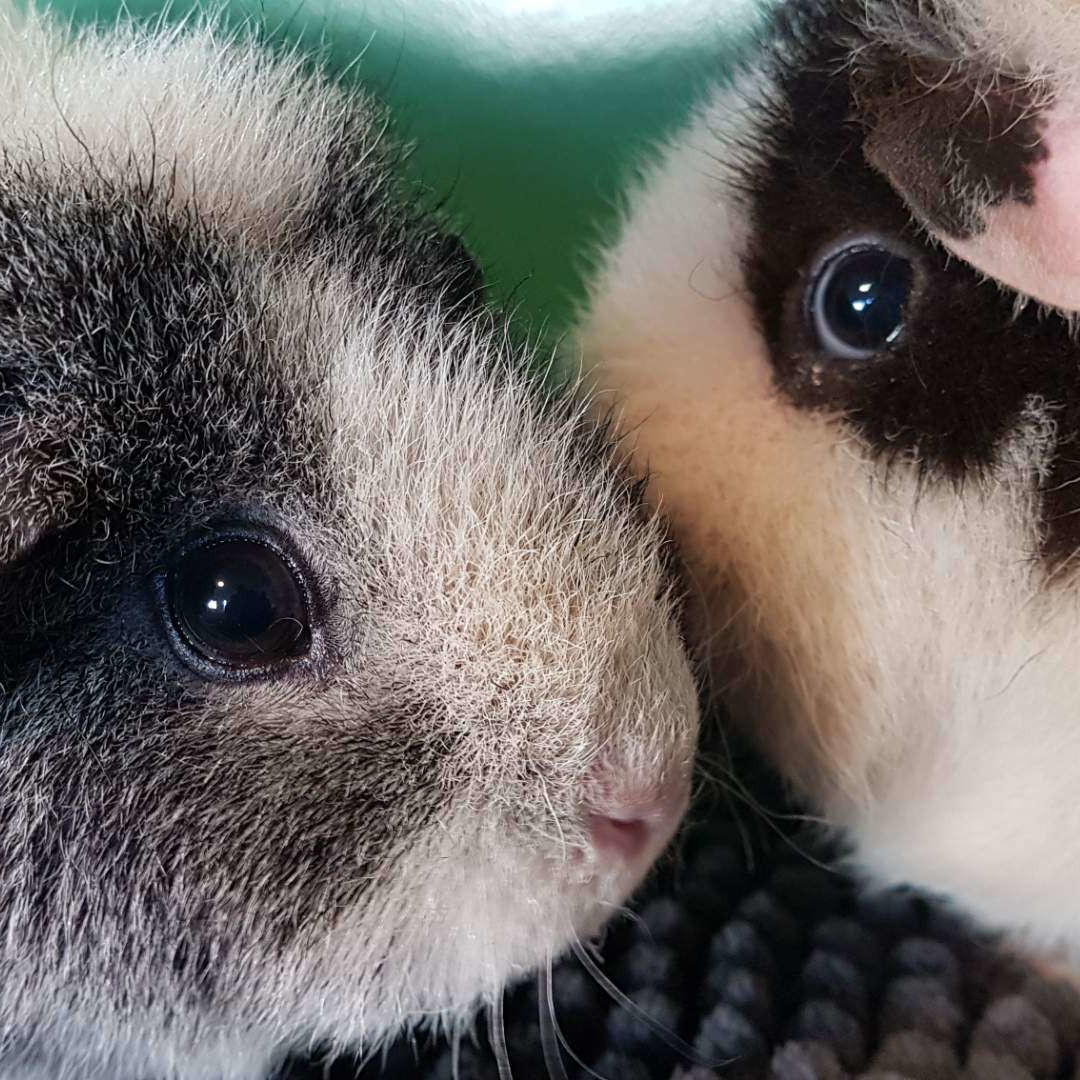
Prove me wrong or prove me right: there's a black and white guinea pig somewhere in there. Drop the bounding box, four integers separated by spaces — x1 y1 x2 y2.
0 6 700 1078
577 0 1080 958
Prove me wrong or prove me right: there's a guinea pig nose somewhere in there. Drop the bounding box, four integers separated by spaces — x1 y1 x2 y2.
588 811 652 862
586 781 690 876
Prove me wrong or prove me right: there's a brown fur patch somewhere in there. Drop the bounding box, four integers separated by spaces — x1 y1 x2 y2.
856 54 1051 237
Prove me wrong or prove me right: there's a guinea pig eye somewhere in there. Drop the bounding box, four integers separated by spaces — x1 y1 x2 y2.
166 536 311 674
809 241 914 360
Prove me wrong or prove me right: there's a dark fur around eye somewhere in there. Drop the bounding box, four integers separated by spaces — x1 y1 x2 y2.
730 0 1080 566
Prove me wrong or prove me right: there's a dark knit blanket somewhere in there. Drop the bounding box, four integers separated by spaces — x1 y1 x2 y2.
278 796 1080 1080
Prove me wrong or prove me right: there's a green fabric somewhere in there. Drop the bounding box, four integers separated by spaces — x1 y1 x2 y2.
44 0 757 345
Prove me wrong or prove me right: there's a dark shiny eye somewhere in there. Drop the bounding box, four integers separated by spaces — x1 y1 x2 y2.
167 537 311 673
810 242 914 360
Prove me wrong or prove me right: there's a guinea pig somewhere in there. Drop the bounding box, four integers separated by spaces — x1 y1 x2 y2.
0 5 700 1078
575 0 1080 962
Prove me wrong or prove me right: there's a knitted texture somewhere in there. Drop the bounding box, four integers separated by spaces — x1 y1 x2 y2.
279 813 1080 1080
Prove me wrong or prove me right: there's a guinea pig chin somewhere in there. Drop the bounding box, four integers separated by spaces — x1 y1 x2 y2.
290 763 694 1042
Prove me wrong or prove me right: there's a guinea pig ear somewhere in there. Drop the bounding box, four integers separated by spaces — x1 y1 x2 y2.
854 52 1080 311
0 420 75 566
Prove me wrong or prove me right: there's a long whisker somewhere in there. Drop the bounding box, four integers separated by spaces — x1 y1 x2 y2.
694 754 839 874
537 959 570 1080
488 992 514 1080
537 957 611 1080
695 752 829 826
591 901 652 940
571 939 729 1069
451 1024 462 1080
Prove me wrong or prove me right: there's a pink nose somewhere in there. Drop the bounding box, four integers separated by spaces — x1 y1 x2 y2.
588 812 653 861
587 782 689 880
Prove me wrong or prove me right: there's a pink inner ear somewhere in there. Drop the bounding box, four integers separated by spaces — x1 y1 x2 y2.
940 106 1080 311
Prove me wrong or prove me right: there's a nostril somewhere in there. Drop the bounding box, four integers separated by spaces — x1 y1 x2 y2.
585 780 690 877
588 812 651 861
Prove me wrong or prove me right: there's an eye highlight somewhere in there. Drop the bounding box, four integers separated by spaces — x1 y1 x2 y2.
164 531 312 678
809 240 914 360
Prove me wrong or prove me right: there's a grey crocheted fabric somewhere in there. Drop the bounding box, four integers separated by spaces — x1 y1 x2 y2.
278 799 1080 1080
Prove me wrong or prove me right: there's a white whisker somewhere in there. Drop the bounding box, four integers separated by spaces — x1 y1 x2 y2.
538 958 611 1080
488 992 514 1080
537 959 570 1080
571 938 729 1069
451 1024 462 1080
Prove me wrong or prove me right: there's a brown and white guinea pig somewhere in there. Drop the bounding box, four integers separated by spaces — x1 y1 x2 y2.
0 5 700 1078
576 0 1080 959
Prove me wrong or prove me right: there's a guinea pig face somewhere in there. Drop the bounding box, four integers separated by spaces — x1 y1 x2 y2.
0 7 698 1078
578 0 1080 953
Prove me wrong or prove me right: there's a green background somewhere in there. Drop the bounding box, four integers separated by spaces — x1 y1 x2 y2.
44 0 758 345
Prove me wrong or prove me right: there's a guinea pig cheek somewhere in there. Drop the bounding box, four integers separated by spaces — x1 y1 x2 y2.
942 105 1080 313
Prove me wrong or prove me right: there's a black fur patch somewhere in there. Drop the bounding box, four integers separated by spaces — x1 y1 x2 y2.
299 112 486 313
856 56 1049 239
4 686 450 1005
741 0 1080 566
0 160 325 675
